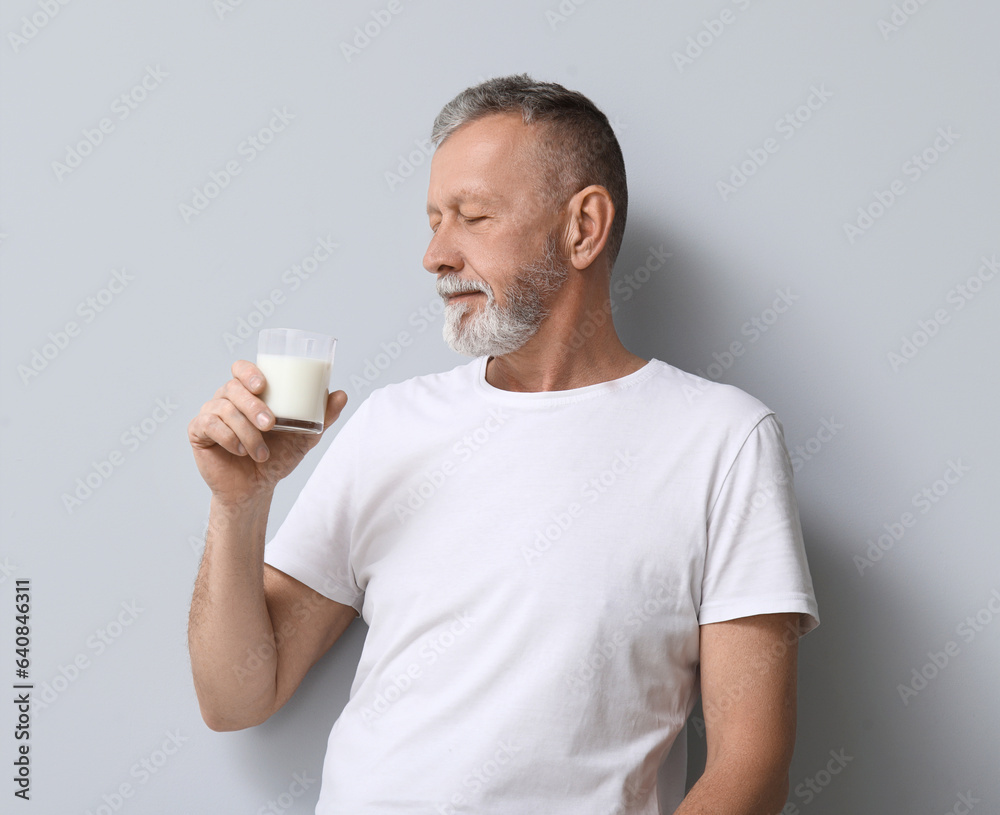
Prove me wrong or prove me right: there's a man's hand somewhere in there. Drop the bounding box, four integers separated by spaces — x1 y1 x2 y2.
187 360 355 731
675 612 801 815
188 359 348 505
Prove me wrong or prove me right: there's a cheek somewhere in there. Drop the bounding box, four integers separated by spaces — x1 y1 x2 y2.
461 235 506 279
482 224 544 268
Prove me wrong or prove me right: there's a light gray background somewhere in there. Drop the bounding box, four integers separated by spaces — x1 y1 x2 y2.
1 1 998 813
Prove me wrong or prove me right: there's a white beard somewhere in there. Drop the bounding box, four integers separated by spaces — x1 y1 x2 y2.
438 235 567 357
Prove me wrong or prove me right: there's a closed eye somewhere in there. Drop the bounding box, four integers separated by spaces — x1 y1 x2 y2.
428 215 486 233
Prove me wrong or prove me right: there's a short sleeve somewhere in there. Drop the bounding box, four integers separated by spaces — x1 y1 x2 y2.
262 398 369 613
701 413 819 636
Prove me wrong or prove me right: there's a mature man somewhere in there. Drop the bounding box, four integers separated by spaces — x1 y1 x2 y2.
188 75 819 814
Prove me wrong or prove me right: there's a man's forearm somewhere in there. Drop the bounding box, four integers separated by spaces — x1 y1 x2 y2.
188 493 278 731
673 760 788 815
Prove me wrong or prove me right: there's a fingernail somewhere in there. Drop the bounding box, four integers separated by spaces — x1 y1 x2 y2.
256 445 269 461
256 413 270 429
249 376 263 391
237 443 246 455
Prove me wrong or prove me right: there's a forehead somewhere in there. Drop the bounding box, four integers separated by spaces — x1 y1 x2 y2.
426 112 542 214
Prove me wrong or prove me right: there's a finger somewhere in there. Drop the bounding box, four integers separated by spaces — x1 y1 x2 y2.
195 414 249 457
322 390 349 430
189 399 237 447
192 398 269 461
221 377 275 432
232 359 266 394
214 399 270 461
189 409 243 454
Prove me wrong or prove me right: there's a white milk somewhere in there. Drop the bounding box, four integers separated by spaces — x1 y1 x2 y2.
256 353 331 425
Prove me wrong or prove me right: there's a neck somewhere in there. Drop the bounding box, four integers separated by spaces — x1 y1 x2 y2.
484 285 647 392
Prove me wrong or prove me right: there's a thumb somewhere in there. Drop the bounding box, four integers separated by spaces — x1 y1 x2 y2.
322 390 349 431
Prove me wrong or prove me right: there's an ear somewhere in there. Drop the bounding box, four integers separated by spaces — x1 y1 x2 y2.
564 185 615 272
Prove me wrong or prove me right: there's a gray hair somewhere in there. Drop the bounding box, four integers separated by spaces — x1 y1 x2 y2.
430 74 628 270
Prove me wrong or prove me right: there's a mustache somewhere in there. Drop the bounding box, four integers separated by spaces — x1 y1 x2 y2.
436 275 494 299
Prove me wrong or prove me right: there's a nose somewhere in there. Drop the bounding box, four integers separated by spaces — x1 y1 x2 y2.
422 222 464 275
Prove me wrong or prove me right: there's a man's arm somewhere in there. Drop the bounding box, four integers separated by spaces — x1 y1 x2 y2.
188 495 358 732
674 612 800 815
186 360 357 732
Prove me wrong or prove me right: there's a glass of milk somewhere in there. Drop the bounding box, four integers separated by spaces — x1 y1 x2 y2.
256 329 337 434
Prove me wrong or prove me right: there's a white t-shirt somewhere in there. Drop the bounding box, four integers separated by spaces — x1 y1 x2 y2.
263 356 819 815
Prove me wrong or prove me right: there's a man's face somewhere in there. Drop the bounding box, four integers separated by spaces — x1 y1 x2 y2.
424 113 569 357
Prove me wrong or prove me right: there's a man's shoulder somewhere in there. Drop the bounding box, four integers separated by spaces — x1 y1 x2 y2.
355 356 775 432
645 359 774 426
360 357 481 409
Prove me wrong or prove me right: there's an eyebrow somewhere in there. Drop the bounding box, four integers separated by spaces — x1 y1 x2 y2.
426 190 499 216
